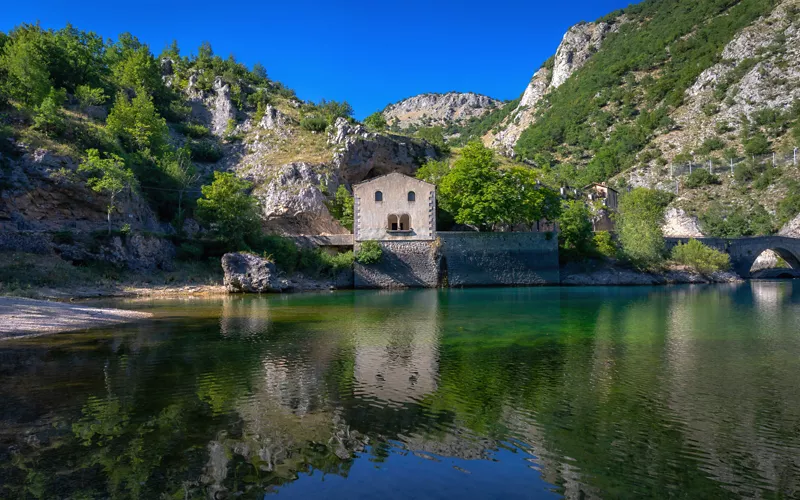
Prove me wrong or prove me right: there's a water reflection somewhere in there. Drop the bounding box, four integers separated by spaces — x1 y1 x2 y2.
1 283 800 498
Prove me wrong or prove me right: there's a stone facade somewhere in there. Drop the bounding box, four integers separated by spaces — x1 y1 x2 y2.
353 173 436 242
439 232 560 287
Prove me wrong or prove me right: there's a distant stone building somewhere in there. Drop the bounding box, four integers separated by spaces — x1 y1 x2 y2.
353 173 436 241
583 182 619 231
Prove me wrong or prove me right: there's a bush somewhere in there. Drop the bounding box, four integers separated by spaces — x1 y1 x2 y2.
75 85 107 108
325 185 354 231
753 167 781 190
743 134 770 155
593 231 617 258
356 240 382 264
734 163 759 183
363 112 387 130
300 115 328 133
671 239 730 274
188 139 223 162
684 168 720 188
176 122 210 139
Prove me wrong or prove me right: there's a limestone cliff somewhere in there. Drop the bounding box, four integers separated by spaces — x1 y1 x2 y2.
487 20 621 154
382 92 501 130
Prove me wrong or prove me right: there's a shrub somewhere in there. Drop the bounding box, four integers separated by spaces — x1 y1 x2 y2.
734 164 757 183
176 122 210 138
671 239 730 274
75 85 107 108
52 229 75 245
363 112 387 130
356 240 383 264
300 115 328 133
743 134 770 155
753 167 781 190
593 231 617 258
188 139 223 162
684 168 720 188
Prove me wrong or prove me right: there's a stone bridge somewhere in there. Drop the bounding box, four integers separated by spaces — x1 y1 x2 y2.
665 236 800 278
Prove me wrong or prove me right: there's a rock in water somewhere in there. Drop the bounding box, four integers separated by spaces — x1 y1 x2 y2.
221 252 281 293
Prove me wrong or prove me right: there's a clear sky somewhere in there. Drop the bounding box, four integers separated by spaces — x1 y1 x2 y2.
2 0 640 119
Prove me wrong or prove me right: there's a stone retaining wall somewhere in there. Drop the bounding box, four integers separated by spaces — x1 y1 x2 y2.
354 241 440 289
439 232 559 286
353 232 560 288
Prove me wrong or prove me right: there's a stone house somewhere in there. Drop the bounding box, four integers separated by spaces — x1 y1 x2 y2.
353 173 436 241
583 182 619 231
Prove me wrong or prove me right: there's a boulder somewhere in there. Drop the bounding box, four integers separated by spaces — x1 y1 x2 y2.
222 252 282 293
779 213 800 238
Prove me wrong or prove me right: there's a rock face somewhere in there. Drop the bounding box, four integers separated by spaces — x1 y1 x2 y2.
382 92 501 129
561 263 743 285
551 22 615 88
489 20 621 154
662 208 704 237
222 252 281 293
0 148 160 232
252 162 344 235
211 77 236 136
654 0 800 161
328 118 437 183
779 213 800 238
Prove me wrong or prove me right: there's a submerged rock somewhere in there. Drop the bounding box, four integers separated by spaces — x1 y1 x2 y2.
222 252 281 293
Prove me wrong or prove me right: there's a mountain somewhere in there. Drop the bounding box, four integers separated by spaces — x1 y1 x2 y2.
381 92 502 131
438 0 799 236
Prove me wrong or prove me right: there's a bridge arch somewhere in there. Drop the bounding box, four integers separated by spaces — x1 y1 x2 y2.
665 236 800 279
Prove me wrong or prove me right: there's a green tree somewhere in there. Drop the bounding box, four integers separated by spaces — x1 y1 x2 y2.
616 188 668 269
416 126 450 154
195 172 260 248
326 185 354 231
0 25 51 106
78 149 138 234
439 142 560 230
252 62 268 81
356 240 383 264
32 87 66 136
559 200 594 256
363 112 387 130
107 91 168 155
416 159 450 185
161 146 199 223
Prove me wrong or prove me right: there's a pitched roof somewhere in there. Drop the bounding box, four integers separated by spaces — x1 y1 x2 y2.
353 171 435 188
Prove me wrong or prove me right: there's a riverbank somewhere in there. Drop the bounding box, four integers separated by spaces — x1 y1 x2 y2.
0 297 152 339
561 261 743 286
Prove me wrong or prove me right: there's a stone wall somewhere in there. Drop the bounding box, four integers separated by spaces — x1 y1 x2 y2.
439 232 559 286
354 241 440 289
353 232 560 288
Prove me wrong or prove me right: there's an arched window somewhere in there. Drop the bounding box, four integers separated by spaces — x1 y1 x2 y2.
375 191 383 202
388 214 399 231
408 191 416 202
399 214 411 231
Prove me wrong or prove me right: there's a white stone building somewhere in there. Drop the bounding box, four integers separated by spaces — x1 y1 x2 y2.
352 173 436 242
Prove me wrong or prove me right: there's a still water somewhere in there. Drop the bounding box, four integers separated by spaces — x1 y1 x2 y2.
2 282 800 499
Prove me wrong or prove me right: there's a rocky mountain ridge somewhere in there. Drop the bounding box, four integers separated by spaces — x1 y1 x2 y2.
382 92 501 130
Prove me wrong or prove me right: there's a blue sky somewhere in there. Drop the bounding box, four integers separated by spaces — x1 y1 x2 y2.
2 0 640 119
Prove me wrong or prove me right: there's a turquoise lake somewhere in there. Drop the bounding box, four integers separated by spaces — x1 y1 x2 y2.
1 282 800 498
